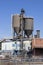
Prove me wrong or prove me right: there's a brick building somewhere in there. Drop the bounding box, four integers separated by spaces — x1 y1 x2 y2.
32 38 43 56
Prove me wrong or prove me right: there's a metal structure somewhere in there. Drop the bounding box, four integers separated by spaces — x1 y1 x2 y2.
34 35 37 38
12 9 34 55
24 17 33 37
12 14 20 35
12 9 33 37
36 30 40 38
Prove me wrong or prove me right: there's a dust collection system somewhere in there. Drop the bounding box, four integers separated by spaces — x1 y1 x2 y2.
12 8 34 53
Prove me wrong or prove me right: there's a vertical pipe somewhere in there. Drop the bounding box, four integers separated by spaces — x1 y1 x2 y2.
34 38 35 57
11 14 13 39
20 14 23 50
20 8 25 50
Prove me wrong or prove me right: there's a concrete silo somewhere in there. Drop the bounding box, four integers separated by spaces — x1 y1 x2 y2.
12 14 21 35
12 9 34 55
24 17 33 37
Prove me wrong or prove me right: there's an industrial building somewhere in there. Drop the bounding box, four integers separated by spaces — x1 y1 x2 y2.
32 38 43 56
1 40 31 51
0 9 43 59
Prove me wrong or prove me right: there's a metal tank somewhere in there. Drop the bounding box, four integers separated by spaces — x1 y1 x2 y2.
12 14 20 34
24 18 33 37
36 30 40 38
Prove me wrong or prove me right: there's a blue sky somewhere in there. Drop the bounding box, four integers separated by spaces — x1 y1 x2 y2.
0 0 43 39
